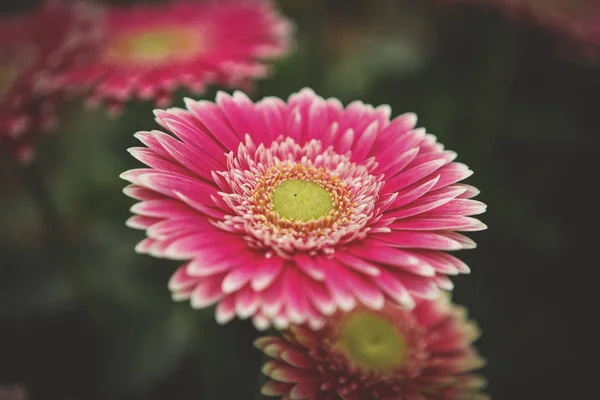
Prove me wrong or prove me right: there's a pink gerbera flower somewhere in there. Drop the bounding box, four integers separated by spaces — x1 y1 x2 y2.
0 0 103 162
121 88 486 329
441 0 600 58
256 295 488 400
59 0 292 113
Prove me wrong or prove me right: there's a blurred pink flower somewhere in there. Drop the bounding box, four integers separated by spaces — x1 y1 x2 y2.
441 0 600 58
60 0 292 113
0 384 27 400
0 0 103 162
256 295 488 400
122 88 486 330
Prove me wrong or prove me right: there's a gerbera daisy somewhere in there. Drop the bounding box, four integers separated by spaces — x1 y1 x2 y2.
121 88 486 329
59 0 292 113
440 0 600 58
0 0 104 162
256 294 488 400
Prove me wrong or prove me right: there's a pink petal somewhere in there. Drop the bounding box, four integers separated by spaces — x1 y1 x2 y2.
191 274 225 308
251 256 285 291
215 295 236 324
384 159 447 193
390 216 487 232
235 285 260 319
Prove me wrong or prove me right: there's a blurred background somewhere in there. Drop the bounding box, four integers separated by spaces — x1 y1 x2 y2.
1 0 596 399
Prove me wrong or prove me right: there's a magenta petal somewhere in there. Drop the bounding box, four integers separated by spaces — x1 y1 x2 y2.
168 264 200 292
191 274 225 308
422 199 487 217
373 268 415 308
130 199 196 218
306 282 336 316
153 109 227 158
294 254 325 281
162 231 240 259
390 216 487 232
257 98 288 143
320 260 357 312
331 265 385 310
127 148 193 176
347 241 435 277
251 256 285 291
351 120 379 162
222 263 257 294
372 112 418 154
137 171 216 202
375 147 419 177
146 217 214 240
430 163 474 191
261 274 285 318
123 184 165 201
185 99 241 150
283 268 309 324
387 184 467 220
125 215 160 230
174 191 226 219
235 285 260 319
373 231 464 251
334 252 381 277
215 295 236 324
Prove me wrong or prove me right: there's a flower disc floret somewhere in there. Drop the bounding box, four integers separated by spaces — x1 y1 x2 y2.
216 136 382 256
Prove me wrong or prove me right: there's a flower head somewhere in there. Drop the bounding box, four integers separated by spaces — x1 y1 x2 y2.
256 295 488 400
122 88 486 329
0 0 104 162
441 0 600 58
60 0 292 112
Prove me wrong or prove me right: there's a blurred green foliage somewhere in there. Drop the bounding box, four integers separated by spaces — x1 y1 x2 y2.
2 0 597 399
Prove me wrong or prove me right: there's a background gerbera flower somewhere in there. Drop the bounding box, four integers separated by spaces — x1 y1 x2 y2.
440 0 600 58
0 0 104 162
59 0 293 113
256 294 488 400
122 88 486 329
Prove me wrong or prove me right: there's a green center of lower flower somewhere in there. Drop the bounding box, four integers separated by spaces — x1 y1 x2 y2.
106 28 203 64
271 179 334 222
338 311 407 370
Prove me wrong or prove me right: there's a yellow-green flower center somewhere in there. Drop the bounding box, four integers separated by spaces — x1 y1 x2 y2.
338 311 407 371
105 28 203 64
272 179 334 222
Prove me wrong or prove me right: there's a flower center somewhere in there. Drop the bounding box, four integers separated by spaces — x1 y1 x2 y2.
272 179 334 222
105 27 203 64
251 162 354 240
338 311 407 371
218 137 382 255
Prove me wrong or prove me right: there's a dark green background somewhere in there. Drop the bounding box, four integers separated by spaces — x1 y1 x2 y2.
1 0 594 399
